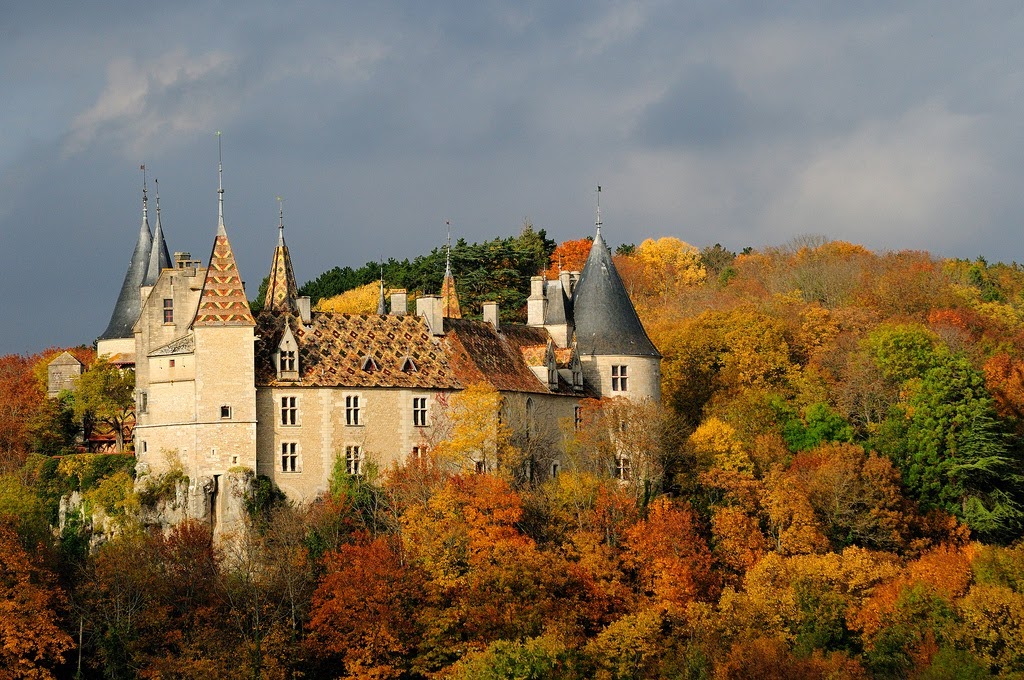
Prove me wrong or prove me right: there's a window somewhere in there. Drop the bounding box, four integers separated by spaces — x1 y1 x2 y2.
281 442 298 472
345 445 363 476
220 405 232 419
361 356 380 372
141 441 147 454
138 391 148 414
411 445 428 464
413 397 428 427
163 298 174 323
280 350 296 373
573 367 583 389
551 462 560 478
615 455 632 481
574 406 582 431
401 357 417 373
548 364 557 386
168 359 175 368
281 396 297 425
611 365 628 392
345 395 361 426
475 460 486 474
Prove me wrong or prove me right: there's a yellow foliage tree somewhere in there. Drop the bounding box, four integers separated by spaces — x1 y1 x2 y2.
314 282 382 314
431 382 520 476
630 237 706 306
689 417 752 473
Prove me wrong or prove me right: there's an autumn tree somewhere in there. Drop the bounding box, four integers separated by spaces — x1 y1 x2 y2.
0 353 45 471
69 359 135 453
0 520 74 679
544 238 592 279
314 281 384 314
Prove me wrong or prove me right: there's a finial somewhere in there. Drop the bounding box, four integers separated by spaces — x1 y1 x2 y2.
445 219 452 276
154 178 161 216
276 196 285 246
377 259 386 315
140 164 149 220
216 131 225 234
595 184 602 237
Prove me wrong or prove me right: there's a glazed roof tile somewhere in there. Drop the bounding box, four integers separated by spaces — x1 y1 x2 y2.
193 231 255 327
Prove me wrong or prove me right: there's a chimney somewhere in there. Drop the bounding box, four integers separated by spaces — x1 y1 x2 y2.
417 295 444 336
390 289 407 316
483 301 499 330
527 275 547 326
297 296 312 325
559 270 572 297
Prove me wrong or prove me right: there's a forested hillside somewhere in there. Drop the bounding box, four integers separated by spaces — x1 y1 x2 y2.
3 235 1024 678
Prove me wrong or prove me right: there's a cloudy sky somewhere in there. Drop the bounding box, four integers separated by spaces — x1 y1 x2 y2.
3 1 1024 353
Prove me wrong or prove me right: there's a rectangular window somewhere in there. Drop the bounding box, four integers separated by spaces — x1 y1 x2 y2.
138 391 148 414
345 395 361 426
168 359 176 368
220 405 232 419
574 406 582 431
281 442 298 472
475 460 486 475
280 350 296 373
281 396 297 425
611 365 628 392
163 298 174 323
615 455 632 481
551 462 560 478
141 441 147 454
345 445 362 476
411 445 428 464
413 397 428 427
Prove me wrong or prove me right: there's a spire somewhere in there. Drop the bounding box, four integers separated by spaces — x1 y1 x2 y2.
571 191 659 357
99 166 153 339
262 196 300 314
595 184 602 238
194 140 255 327
143 178 172 286
441 220 461 318
376 261 386 315
216 131 226 236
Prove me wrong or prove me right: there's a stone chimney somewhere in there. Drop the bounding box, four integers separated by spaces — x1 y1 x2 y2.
483 301 499 330
559 270 573 297
417 295 444 336
390 289 407 316
296 296 312 325
527 275 547 326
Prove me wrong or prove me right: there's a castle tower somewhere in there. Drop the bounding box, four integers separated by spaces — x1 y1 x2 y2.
189 140 258 490
571 189 661 402
142 179 172 289
262 201 299 314
98 174 153 358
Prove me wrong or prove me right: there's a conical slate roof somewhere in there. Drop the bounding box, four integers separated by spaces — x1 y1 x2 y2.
143 192 171 286
99 190 153 340
571 229 660 357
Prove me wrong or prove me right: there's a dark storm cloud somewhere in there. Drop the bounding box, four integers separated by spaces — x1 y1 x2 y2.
4 2 1024 353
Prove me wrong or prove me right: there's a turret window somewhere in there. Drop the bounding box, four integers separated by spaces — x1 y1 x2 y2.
611 365 628 392
280 350 296 373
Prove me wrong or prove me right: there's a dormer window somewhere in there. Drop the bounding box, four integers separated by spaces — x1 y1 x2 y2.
361 355 381 372
276 326 299 381
548 362 557 387
400 356 417 373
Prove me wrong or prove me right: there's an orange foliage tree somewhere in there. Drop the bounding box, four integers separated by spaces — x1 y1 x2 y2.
544 238 592 279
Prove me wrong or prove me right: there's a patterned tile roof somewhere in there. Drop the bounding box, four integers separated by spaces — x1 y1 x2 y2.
441 272 462 319
263 228 299 313
442 319 555 394
193 231 255 327
255 311 460 388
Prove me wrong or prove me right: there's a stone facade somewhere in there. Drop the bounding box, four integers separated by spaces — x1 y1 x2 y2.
101 182 661 524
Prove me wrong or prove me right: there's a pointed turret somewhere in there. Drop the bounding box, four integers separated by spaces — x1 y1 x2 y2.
193 140 255 327
263 201 299 314
99 174 153 340
441 221 462 318
143 179 172 286
571 190 659 358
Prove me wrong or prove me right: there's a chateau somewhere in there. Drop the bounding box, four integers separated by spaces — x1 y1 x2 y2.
94 164 660 522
